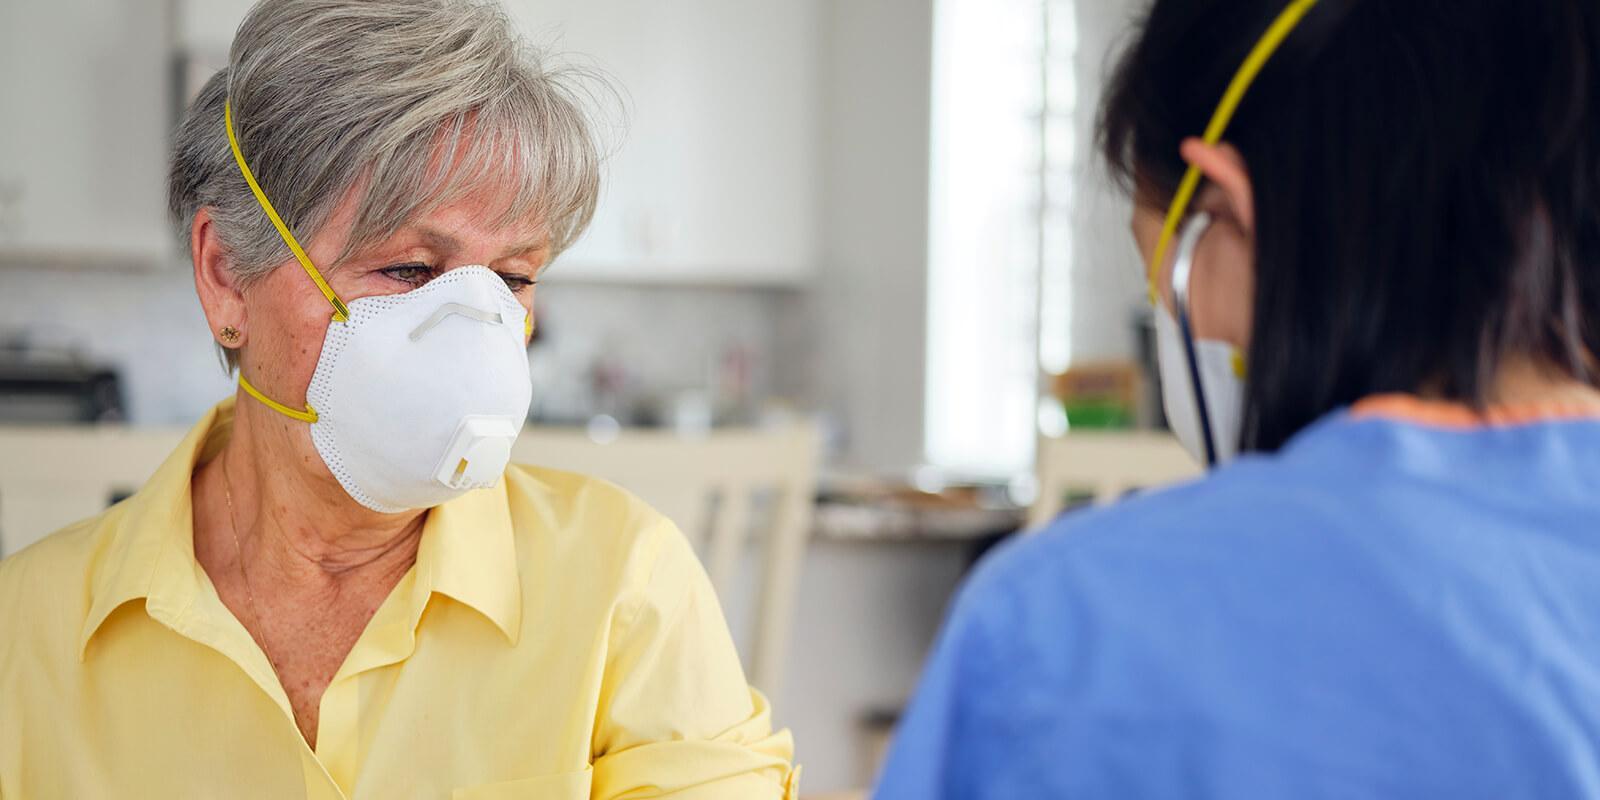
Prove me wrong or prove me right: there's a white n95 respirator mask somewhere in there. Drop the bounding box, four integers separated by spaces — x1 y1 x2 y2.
306 266 531 512
1154 212 1245 467
224 102 532 512
239 266 533 513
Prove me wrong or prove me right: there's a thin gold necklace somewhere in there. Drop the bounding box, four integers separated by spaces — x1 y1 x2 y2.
220 453 275 666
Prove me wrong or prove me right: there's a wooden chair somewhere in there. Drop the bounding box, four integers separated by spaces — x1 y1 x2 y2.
511 423 821 700
0 425 187 556
1028 431 1201 529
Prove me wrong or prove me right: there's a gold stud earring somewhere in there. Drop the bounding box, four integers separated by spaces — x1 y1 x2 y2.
220 326 241 344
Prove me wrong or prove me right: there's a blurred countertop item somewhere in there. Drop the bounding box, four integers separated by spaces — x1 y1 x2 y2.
0 332 124 424
814 474 1024 542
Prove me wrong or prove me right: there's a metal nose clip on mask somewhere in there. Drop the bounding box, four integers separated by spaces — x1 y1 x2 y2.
1145 0 1321 467
224 101 533 512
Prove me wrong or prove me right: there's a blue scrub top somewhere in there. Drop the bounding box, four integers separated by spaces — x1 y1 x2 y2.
875 397 1600 799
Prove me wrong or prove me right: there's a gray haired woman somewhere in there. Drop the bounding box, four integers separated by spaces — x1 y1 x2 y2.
0 1 797 797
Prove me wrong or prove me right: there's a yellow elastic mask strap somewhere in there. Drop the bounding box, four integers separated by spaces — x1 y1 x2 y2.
1147 0 1321 305
224 100 351 323
238 374 319 424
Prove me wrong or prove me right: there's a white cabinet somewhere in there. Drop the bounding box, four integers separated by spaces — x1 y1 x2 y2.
503 0 820 285
6 0 821 283
0 0 174 268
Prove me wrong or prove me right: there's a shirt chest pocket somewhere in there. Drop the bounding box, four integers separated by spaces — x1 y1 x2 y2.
452 767 593 799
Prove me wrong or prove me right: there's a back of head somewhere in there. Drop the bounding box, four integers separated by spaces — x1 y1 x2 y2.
1101 0 1600 451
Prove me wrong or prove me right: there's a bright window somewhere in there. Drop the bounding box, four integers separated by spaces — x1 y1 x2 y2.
925 0 1077 479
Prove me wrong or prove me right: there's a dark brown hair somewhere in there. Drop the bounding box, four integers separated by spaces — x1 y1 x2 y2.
1100 0 1600 451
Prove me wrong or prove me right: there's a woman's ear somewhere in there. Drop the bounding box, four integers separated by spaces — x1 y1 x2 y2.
191 208 248 351
1177 139 1257 350
1180 138 1255 233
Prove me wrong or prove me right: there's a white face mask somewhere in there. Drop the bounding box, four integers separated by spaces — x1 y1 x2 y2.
1155 303 1244 466
1154 212 1245 467
308 266 532 512
242 266 533 513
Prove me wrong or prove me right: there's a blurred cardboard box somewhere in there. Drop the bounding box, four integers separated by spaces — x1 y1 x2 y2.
1050 360 1140 430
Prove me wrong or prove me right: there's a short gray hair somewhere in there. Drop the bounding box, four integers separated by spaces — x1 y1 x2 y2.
169 0 604 293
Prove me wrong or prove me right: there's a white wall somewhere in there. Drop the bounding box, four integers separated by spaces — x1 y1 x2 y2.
1065 0 1146 363
809 0 935 476
178 0 254 44
0 0 171 261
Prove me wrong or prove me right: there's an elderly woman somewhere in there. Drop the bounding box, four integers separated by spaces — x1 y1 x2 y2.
0 1 796 798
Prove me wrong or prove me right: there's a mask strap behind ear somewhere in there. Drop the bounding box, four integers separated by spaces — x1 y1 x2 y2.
224 100 351 323
1146 0 1320 305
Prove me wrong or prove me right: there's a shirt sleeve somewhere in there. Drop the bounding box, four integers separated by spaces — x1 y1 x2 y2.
590 518 799 800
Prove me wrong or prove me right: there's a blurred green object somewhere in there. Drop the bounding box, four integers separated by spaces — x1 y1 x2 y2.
1051 361 1140 430
1062 399 1134 429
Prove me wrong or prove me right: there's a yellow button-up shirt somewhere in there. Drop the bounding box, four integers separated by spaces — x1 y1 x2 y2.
0 402 797 799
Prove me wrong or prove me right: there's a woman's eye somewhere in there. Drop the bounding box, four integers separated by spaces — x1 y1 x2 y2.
380 263 435 286
499 273 538 294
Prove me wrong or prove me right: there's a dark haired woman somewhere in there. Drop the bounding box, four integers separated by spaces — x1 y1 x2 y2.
876 1 1600 797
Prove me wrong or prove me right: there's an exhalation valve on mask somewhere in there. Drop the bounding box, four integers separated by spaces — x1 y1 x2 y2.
435 415 522 491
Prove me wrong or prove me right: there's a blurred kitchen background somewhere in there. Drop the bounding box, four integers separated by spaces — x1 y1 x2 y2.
0 0 1177 794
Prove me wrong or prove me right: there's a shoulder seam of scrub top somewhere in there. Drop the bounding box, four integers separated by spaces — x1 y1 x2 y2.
1349 393 1600 429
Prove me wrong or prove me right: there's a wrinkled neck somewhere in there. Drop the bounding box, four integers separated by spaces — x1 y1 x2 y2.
212 394 426 584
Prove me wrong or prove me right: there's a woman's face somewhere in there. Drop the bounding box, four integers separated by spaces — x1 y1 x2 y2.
228 185 546 492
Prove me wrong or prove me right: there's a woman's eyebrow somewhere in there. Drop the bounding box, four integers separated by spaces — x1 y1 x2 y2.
499 239 549 261
417 228 462 255
411 226 546 261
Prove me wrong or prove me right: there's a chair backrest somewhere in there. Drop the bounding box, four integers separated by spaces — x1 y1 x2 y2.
0 426 188 556
512 424 820 700
1028 431 1201 529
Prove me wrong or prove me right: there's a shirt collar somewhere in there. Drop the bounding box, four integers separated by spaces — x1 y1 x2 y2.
77 401 222 659
418 476 523 645
79 398 523 658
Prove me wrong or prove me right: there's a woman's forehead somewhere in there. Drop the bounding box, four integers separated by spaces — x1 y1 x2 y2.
386 204 550 258
340 133 553 259
316 171 550 266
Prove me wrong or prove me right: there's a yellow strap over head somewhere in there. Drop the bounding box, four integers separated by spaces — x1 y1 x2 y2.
238 374 319 423
1147 0 1320 305
224 100 351 323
